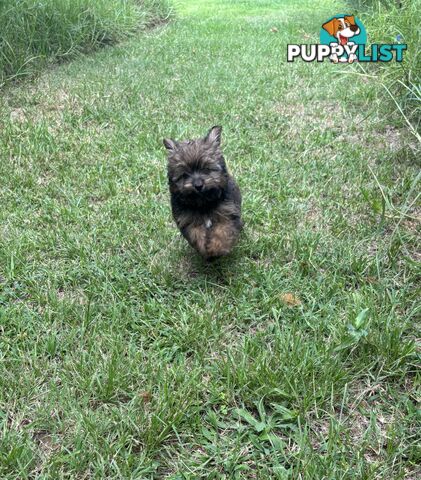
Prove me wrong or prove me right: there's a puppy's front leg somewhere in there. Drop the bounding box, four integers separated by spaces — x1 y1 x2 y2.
181 223 208 257
206 218 240 259
348 52 358 63
347 42 357 63
329 42 339 63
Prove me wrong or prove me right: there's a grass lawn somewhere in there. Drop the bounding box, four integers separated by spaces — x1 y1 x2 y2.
0 0 419 478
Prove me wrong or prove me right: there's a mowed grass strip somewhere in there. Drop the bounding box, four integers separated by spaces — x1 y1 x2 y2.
0 0 419 478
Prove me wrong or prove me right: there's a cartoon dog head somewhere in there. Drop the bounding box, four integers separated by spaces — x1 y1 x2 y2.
322 15 360 45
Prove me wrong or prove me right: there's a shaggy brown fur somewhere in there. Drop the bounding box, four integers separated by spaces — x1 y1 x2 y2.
164 126 243 259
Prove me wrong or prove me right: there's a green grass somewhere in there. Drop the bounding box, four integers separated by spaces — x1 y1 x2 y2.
348 0 421 139
0 0 419 478
0 0 172 86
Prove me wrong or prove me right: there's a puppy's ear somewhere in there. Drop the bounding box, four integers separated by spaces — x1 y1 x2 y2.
205 126 222 146
163 138 177 151
322 18 337 36
344 15 355 25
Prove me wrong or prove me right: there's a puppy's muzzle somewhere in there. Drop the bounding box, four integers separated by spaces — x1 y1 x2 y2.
193 178 204 192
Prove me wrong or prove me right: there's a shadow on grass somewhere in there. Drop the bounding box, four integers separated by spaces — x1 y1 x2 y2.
179 242 246 286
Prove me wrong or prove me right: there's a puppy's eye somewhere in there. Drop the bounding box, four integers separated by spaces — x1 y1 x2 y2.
345 22 350 27
174 173 188 182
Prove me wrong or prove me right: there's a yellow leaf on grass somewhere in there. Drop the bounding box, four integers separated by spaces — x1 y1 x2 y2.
139 391 152 402
281 293 302 307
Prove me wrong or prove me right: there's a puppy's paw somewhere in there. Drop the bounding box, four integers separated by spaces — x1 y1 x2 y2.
205 221 240 258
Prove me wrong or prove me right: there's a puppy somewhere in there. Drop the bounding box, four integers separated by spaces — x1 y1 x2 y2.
164 126 243 260
322 15 360 63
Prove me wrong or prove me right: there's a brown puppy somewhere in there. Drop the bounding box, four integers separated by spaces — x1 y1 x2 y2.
164 126 243 260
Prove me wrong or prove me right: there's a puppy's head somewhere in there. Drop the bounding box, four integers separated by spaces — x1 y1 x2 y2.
322 15 360 45
164 126 228 206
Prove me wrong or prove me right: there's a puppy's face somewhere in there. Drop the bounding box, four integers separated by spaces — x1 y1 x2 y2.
164 126 228 205
322 16 360 45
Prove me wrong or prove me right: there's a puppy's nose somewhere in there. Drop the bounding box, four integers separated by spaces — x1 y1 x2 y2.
193 179 204 191
350 24 359 32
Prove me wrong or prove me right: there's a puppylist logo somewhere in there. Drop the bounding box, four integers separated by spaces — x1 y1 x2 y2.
287 14 407 63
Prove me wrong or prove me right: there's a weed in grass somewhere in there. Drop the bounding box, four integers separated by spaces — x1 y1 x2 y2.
348 0 421 141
